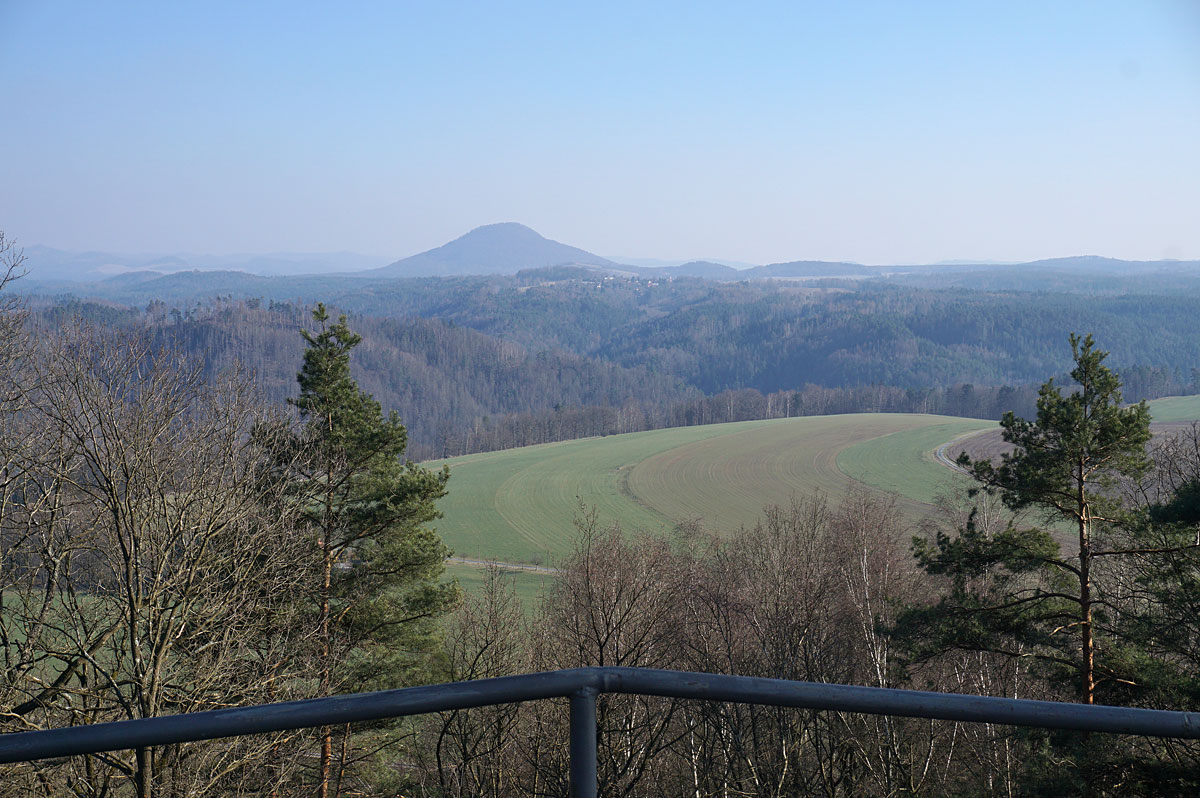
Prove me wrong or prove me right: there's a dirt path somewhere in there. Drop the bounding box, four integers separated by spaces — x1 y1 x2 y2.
448 556 559 574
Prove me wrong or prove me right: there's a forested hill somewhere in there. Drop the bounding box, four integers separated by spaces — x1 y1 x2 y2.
29 270 1200 384
26 270 1200 458
32 300 696 459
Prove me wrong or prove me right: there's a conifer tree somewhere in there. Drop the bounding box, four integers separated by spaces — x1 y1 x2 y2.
288 303 457 798
901 334 1151 706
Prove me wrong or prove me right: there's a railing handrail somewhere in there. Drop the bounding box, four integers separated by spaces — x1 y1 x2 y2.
3 666 1199 796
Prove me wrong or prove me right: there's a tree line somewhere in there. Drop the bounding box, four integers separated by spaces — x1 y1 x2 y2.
436 382 1043 458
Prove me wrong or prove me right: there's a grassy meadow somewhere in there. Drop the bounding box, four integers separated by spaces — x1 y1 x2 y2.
428 413 994 565
836 419 995 505
429 397 1200 570
1145 394 1200 423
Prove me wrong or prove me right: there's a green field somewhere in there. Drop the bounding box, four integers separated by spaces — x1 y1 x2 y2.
1146 394 1200 423
427 413 998 565
443 560 550 606
427 423 750 563
836 419 995 505
428 398 1200 568
838 395 1200 509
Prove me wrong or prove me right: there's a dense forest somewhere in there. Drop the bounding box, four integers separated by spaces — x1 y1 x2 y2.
22 269 1200 458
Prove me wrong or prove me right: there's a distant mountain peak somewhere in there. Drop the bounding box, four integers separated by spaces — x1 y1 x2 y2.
463 221 541 236
367 223 615 277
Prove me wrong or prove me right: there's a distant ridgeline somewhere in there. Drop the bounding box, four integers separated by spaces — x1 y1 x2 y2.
21 225 1200 290
21 270 1200 459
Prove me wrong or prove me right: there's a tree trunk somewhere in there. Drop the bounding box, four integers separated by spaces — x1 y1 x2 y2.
319 544 333 798
1078 461 1095 705
136 746 151 798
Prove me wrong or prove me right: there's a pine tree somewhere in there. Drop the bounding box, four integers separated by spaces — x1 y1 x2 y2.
901 334 1151 706
288 304 457 798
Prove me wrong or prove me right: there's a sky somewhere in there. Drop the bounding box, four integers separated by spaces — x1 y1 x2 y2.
1 1 1198 265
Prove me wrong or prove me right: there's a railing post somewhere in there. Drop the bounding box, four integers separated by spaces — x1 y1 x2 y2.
570 686 598 798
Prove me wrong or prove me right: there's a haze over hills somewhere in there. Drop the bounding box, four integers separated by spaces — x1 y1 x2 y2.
604 256 758 270
361 224 885 280
364 222 617 277
317 223 1200 281
14 223 1200 288
1018 255 1200 273
18 245 387 282
654 261 743 280
13 239 1200 460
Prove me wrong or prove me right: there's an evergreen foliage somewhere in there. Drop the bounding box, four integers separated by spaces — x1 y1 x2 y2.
893 335 1200 794
284 303 457 794
904 335 1152 703
291 303 457 681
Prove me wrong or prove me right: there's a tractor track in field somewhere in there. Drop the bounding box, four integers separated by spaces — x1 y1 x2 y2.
933 427 1001 473
934 440 968 473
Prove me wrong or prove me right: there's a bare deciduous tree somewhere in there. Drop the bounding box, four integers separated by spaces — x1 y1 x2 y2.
536 508 687 797
417 564 530 798
0 324 318 797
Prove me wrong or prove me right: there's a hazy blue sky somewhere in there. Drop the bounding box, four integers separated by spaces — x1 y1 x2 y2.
2 1 1198 264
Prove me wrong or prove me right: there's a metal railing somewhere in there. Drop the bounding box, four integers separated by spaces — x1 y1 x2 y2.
2 666 1199 797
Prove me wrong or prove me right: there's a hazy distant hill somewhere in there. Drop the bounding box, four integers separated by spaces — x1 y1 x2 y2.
606 255 758 271
366 222 616 277
19 245 384 281
565 260 744 281
14 222 1200 291
21 246 189 282
1020 255 1200 273
193 251 386 275
744 260 883 279
660 261 743 279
